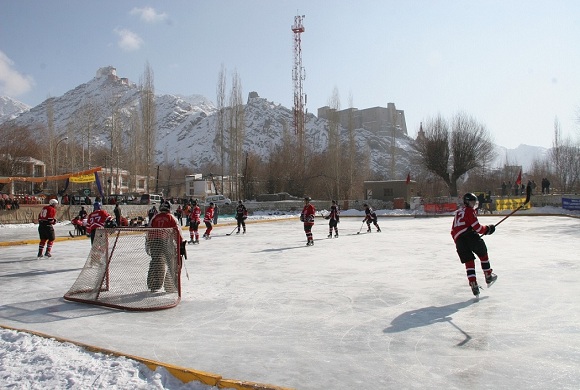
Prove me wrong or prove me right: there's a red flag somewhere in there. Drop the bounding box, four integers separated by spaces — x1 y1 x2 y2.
406 172 411 185
515 170 522 186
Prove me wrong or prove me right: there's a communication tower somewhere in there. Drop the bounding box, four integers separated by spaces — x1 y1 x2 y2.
292 14 306 146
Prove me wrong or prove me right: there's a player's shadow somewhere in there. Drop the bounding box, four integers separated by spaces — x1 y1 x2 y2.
0 297 111 324
383 298 485 345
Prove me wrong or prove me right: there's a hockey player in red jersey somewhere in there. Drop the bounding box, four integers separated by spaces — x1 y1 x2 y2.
300 196 316 246
203 202 215 239
451 193 498 297
188 200 202 244
147 201 182 292
86 203 114 244
37 198 59 258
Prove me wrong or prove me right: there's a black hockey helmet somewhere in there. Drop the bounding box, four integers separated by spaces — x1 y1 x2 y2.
463 193 478 205
238 200 243 204
304 196 311 201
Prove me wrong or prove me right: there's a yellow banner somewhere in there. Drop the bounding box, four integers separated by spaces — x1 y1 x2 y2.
495 197 532 211
69 173 96 183
0 167 102 184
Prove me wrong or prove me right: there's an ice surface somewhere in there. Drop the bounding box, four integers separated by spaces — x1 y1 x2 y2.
1 212 579 389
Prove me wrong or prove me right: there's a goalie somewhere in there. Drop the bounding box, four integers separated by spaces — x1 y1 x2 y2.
147 201 183 293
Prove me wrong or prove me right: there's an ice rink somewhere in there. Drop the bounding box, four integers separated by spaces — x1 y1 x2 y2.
1 214 579 389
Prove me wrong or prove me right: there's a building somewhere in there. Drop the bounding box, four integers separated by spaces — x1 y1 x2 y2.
363 180 417 207
100 167 149 195
317 102 407 136
184 174 239 200
0 155 46 194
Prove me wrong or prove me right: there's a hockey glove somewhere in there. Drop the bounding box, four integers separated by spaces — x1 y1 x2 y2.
486 224 495 235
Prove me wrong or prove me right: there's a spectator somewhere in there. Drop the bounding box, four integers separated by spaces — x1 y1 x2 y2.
114 203 122 227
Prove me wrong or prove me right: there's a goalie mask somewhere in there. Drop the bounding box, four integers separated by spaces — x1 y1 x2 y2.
159 201 172 212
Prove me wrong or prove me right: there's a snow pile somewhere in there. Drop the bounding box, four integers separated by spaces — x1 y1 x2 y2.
0 328 216 390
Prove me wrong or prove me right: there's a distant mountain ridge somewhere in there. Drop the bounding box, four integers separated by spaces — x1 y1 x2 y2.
0 66 547 174
0 96 30 121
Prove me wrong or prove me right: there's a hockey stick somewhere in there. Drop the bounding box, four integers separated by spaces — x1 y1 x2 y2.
225 226 238 236
356 221 365 234
180 240 189 280
494 183 532 227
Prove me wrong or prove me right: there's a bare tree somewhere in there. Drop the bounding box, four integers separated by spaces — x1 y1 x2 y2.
326 86 341 199
345 92 357 199
227 70 244 199
0 124 42 176
415 112 495 196
215 64 227 186
551 117 580 192
45 97 56 175
139 61 157 191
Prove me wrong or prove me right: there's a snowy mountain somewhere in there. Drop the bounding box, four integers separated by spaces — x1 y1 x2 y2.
0 66 419 177
0 66 547 176
494 144 549 171
0 96 30 122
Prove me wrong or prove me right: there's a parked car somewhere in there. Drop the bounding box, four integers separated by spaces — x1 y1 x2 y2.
139 193 162 205
204 194 231 206
70 195 91 205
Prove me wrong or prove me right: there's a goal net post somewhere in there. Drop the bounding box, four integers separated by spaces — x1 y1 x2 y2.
64 227 182 311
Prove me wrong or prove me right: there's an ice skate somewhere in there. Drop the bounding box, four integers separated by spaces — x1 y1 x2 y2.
44 252 52 258
377 228 381 232
367 228 371 233
469 281 480 297
334 233 339 238
486 272 497 287
37 250 43 258
328 233 333 238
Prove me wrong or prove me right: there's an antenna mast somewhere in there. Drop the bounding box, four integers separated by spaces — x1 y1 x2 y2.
292 14 306 149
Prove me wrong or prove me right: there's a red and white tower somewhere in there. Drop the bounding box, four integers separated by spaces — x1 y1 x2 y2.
292 14 306 147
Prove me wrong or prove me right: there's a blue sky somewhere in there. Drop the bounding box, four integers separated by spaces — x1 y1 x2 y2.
1 0 579 149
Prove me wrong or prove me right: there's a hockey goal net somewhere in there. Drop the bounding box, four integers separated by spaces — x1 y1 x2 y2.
64 227 182 311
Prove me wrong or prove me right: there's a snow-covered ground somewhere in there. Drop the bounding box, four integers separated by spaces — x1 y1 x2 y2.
1 206 579 389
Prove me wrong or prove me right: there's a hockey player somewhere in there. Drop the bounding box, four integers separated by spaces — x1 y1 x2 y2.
235 200 248 234
188 200 201 244
37 198 59 258
451 193 497 297
362 203 381 232
86 203 114 244
300 196 316 246
203 202 215 239
147 201 182 293
325 199 340 238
